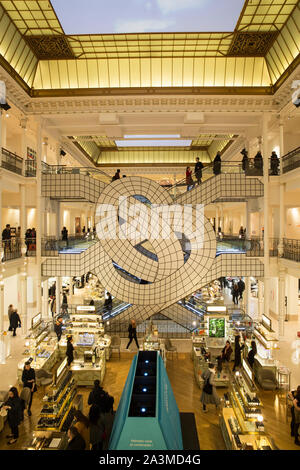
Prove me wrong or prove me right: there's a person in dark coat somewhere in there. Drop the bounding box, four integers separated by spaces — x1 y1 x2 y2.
66 335 74 366
241 148 249 173
186 166 194 191
66 426 86 450
88 380 104 408
237 277 245 300
61 292 68 315
195 157 204 185
61 226 68 247
21 361 37 416
270 151 280 175
126 319 139 350
232 283 239 305
9 309 21 336
233 334 245 371
54 316 63 342
217 340 233 371
3 387 23 444
2 224 11 255
254 151 263 171
88 405 106 450
247 340 257 369
104 292 112 313
112 169 121 181
288 385 300 438
25 228 32 256
213 152 222 176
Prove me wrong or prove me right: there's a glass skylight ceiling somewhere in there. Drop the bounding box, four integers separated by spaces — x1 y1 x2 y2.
51 0 245 34
116 140 192 147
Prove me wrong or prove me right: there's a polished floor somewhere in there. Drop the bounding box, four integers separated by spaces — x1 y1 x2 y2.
0 352 298 451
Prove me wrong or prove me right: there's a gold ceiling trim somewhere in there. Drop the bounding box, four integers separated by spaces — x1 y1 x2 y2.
228 31 279 56
24 35 75 60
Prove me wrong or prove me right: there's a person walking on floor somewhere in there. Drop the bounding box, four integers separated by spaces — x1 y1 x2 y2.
288 385 300 439
195 157 204 185
213 152 222 176
8 304 14 324
3 387 23 445
200 363 220 412
66 335 74 366
237 277 245 300
54 316 63 342
21 361 37 416
231 283 239 305
233 333 245 371
73 409 90 450
247 340 257 369
186 166 194 191
9 309 21 336
126 319 140 350
88 404 106 450
293 390 300 446
61 292 68 315
66 426 86 450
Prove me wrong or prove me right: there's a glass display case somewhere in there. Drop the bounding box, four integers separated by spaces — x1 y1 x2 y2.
70 349 106 386
36 359 77 433
220 361 274 450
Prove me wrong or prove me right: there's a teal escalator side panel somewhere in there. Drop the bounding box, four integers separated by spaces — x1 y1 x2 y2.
108 355 138 450
157 354 183 450
115 418 167 450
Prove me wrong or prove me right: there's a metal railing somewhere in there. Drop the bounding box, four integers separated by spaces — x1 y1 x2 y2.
1 148 23 175
42 233 97 256
104 318 192 338
246 237 279 257
41 164 112 185
283 238 300 262
1 239 22 261
282 146 300 174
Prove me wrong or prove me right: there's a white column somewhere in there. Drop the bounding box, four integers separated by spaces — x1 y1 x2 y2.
245 201 251 238
20 117 28 176
36 121 43 313
42 279 49 318
20 275 28 334
56 142 62 167
278 267 285 338
85 205 89 230
220 204 224 231
258 279 264 322
278 118 285 256
244 277 251 315
262 113 270 320
0 282 4 333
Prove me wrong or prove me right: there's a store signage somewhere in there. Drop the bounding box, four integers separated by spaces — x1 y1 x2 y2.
31 312 42 330
56 357 67 383
262 314 271 331
242 358 253 382
76 306 96 311
207 306 227 312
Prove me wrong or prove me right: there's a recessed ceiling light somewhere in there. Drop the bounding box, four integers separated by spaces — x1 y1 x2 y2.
116 139 192 147
124 134 181 139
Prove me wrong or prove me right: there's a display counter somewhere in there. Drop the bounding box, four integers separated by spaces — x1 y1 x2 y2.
193 345 230 388
70 350 105 386
143 336 166 364
25 431 68 450
18 336 58 384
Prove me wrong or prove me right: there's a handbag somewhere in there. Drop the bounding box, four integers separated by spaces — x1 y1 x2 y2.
203 374 213 395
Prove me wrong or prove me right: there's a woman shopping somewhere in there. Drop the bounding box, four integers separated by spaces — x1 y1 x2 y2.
200 363 220 413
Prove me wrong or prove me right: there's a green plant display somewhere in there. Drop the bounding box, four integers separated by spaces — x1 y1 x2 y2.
209 317 225 338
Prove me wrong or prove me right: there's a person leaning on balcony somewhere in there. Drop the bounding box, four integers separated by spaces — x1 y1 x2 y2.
2 224 11 253
241 148 249 173
213 152 222 175
254 151 263 170
61 226 68 247
270 151 280 175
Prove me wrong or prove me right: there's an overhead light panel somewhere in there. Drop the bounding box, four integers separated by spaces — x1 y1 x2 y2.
124 134 181 139
116 139 192 147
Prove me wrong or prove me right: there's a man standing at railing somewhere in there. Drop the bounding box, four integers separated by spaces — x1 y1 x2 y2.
194 157 204 185
213 152 222 175
270 151 280 175
2 224 11 257
61 226 69 248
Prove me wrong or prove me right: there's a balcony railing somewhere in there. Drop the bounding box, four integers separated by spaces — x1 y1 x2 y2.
246 237 279 257
283 238 300 262
1 148 23 175
41 233 97 256
41 164 112 185
1 239 22 261
282 146 300 174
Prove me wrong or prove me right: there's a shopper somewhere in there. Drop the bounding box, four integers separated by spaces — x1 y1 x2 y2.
74 409 90 449
254 151 263 171
247 340 257 369
8 304 14 323
82 226 86 235
66 425 86 450
270 151 280 176
213 152 221 176
61 292 68 315
61 226 68 247
2 224 11 254
237 278 245 300
54 316 63 342
239 226 245 239
288 385 300 438
66 335 74 366
195 157 204 185
89 404 106 450
200 363 220 412
21 361 37 416
112 169 121 182
233 334 245 371
186 166 194 191
217 340 232 372
88 380 114 414
126 319 140 350
241 148 249 173
104 292 113 313
3 387 23 445
231 283 239 305
50 296 56 317
25 228 32 256
293 391 300 446
9 309 21 336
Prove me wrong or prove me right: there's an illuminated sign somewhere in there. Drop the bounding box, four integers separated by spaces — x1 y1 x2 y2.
76 305 96 311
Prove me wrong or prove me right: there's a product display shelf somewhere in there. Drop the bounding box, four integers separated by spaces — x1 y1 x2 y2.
36 364 77 432
25 432 68 451
70 349 106 386
143 337 166 365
